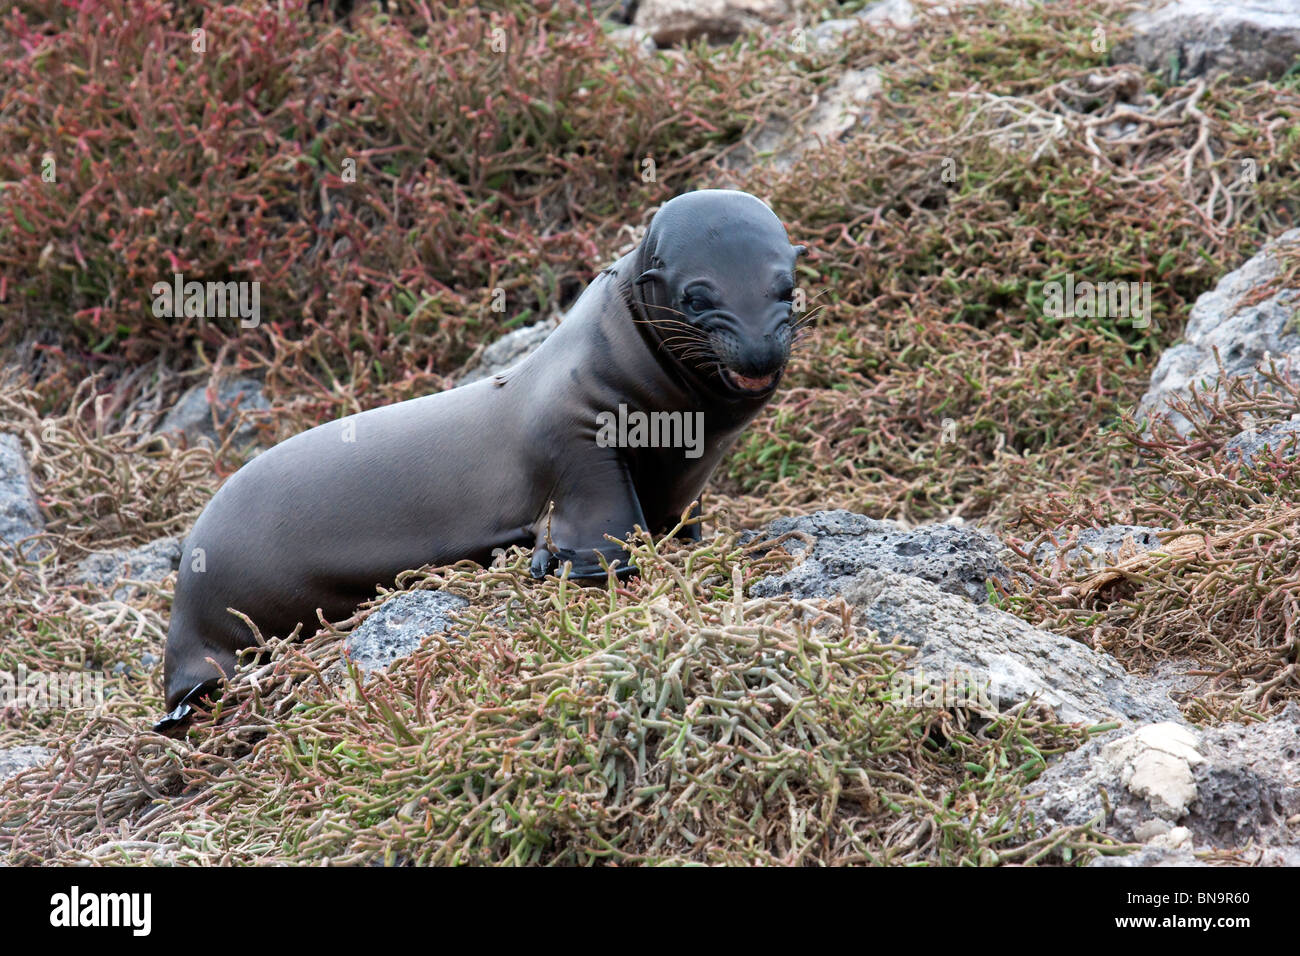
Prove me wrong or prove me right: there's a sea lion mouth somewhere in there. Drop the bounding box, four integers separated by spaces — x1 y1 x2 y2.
721 367 781 395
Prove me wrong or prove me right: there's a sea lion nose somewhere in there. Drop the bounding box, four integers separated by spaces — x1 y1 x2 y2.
748 330 789 376
766 311 794 352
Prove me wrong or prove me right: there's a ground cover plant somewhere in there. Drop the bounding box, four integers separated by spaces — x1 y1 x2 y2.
2 0 1297 864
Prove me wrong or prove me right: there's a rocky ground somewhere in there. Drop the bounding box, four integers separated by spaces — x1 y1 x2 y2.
2 0 1299 865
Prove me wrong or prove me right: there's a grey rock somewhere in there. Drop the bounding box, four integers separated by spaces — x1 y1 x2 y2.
842 568 1182 725
747 509 1009 605
457 319 558 386
156 377 270 448
1137 658 1217 710
859 0 917 27
807 17 862 52
1114 0 1300 82
1186 705 1300 848
633 0 794 46
345 590 469 674
0 433 45 556
807 0 917 51
607 25 657 56
1090 845 1205 867
71 536 182 601
727 69 882 174
1034 525 1168 569
0 746 51 782
1223 417 1300 466
1139 230 1300 436
1033 703 1300 852
1255 846 1300 865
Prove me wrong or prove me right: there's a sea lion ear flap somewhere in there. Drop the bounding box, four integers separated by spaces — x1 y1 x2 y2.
792 244 808 259
635 268 665 288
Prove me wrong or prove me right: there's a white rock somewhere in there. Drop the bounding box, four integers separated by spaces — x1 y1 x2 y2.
1150 825 1193 850
1101 722 1204 820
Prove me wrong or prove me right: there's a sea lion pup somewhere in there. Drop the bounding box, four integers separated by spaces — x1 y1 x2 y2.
160 188 805 726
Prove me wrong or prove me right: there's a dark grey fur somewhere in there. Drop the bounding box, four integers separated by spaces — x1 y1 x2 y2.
162 189 804 716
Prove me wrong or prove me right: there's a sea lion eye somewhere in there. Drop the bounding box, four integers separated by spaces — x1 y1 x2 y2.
686 295 713 314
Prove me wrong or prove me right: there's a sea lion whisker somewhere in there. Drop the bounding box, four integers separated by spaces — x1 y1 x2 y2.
641 320 708 340
633 315 709 341
659 333 711 349
638 303 694 320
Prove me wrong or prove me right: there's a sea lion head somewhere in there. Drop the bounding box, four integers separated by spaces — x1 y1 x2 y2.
631 189 806 401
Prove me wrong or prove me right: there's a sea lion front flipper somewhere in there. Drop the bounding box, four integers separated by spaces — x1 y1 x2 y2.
530 543 636 580
531 457 646 580
151 678 223 736
672 499 704 542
